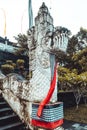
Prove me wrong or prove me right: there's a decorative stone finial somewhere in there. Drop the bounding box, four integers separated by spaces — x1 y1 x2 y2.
40 2 46 8
38 2 48 15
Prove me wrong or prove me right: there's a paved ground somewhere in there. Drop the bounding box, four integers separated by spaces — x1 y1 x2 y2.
62 120 87 130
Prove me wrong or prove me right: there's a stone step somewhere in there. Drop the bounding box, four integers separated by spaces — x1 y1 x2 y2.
0 108 14 117
0 122 25 130
0 101 9 108
0 114 20 126
0 96 5 102
0 94 28 130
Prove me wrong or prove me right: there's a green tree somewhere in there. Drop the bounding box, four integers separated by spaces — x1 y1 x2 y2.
72 47 87 73
14 33 28 56
77 27 87 42
14 33 28 48
58 66 87 108
67 36 78 56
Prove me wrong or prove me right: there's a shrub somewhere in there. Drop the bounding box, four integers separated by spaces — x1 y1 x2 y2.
1 64 14 75
16 59 25 67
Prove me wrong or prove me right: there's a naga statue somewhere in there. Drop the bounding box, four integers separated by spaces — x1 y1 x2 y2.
27 2 69 130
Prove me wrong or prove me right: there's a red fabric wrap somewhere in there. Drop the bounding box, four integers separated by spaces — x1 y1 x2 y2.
37 64 57 117
31 119 63 129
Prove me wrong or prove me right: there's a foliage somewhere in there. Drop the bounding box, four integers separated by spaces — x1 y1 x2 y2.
55 27 87 95
14 33 28 48
72 47 87 73
1 60 17 75
58 66 87 90
64 28 87 69
6 60 16 68
14 33 28 56
6 60 13 64
66 36 78 56
1 64 14 75
55 50 67 66
77 27 87 41
0 59 28 79
17 59 24 65
58 66 77 91
61 36 81 69
58 65 87 107
16 59 25 66
58 66 70 76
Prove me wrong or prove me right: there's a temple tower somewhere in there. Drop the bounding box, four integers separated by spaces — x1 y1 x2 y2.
35 2 54 44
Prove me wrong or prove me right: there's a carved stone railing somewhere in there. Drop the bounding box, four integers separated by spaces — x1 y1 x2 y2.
0 74 31 126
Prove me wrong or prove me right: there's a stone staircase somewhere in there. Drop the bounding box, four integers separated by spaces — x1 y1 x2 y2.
0 94 28 130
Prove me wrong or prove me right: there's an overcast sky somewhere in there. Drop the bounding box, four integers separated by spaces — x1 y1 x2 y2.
0 0 87 42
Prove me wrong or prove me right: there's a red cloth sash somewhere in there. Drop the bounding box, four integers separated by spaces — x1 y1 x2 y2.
37 64 57 117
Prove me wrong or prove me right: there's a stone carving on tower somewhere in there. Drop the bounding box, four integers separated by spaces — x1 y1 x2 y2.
27 2 68 102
